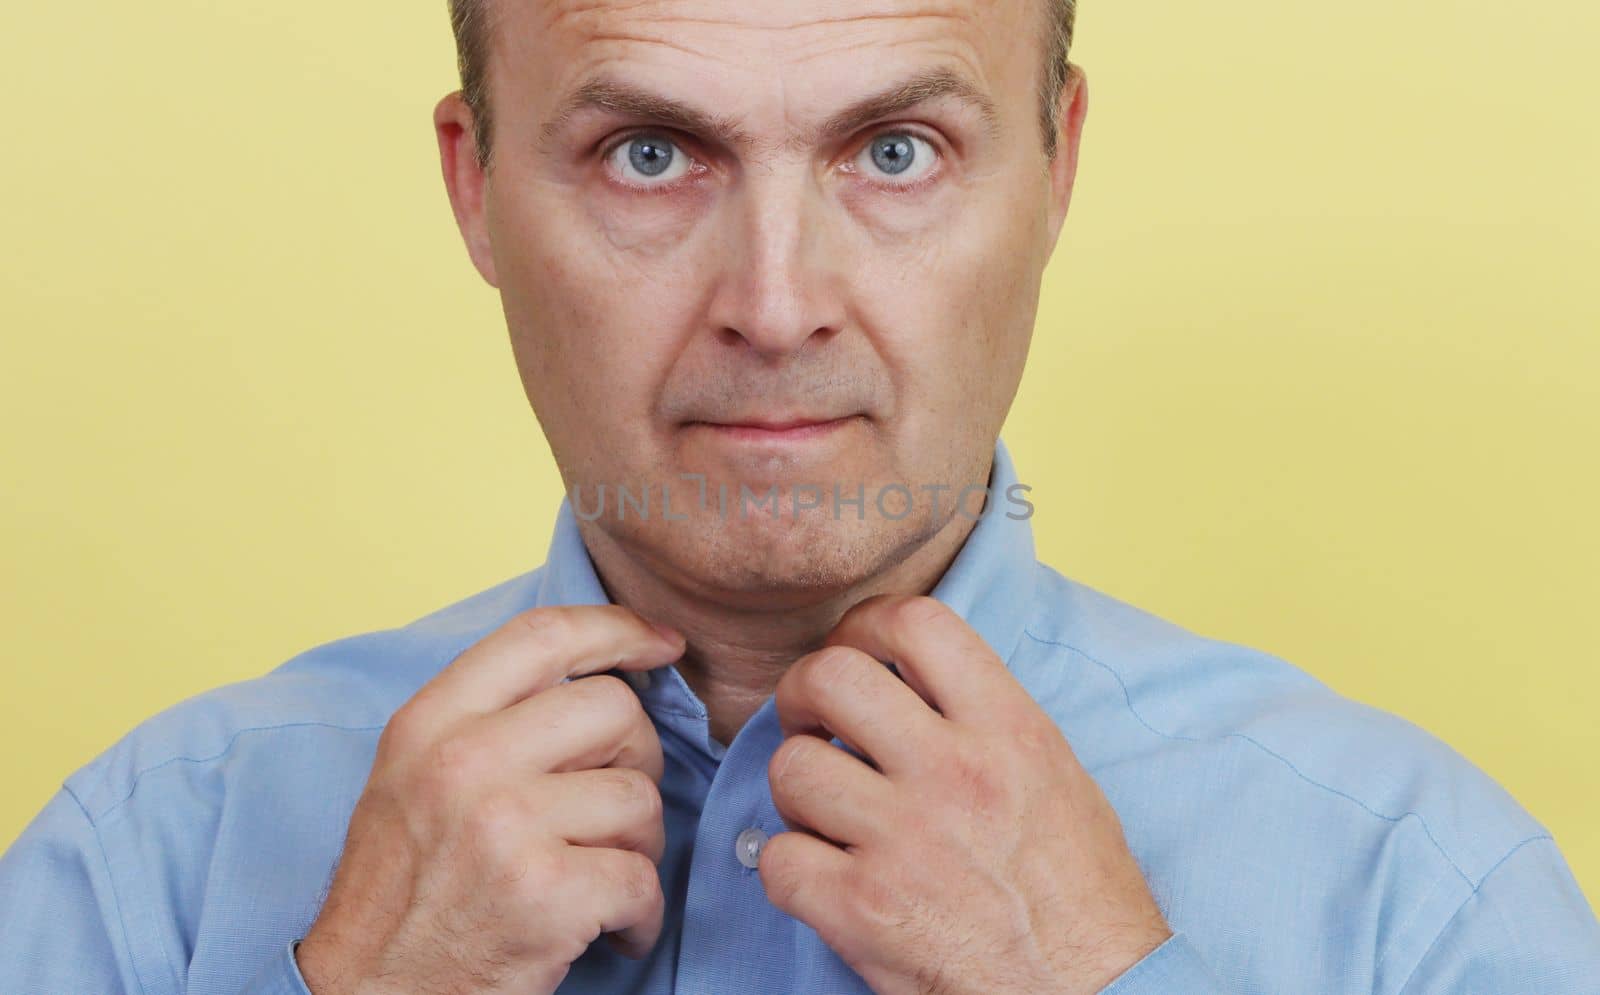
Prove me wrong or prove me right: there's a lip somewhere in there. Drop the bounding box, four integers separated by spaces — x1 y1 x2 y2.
688 414 860 442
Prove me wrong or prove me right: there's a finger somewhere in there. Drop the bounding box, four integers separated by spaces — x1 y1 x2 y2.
534 767 667 865
768 734 895 848
774 645 943 778
473 673 665 783
561 846 665 959
404 604 684 742
756 829 852 928
823 594 1025 724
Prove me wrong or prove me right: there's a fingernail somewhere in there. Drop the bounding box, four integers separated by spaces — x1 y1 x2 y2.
649 620 684 646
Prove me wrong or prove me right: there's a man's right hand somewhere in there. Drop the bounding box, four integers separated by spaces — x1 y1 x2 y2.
293 604 686 995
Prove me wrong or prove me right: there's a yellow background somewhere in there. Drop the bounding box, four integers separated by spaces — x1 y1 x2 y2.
2 0 1595 910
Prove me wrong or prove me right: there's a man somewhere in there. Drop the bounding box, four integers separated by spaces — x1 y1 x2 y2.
3 0 1598 991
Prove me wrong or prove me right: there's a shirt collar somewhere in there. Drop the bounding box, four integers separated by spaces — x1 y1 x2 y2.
534 433 1040 710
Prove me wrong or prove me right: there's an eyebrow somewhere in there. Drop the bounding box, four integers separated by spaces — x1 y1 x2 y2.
538 67 1002 155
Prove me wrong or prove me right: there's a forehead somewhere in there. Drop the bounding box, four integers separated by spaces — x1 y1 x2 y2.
490 0 1039 145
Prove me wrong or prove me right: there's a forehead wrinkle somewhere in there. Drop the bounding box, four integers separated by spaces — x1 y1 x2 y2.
541 0 739 33
539 72 757 153
526 1 1020 154
540 0 998 34
789 66 1002 154
538 64 1002 161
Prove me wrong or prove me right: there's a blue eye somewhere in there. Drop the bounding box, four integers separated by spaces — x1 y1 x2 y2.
629 138 674 176
859 132 937 183
607 134 692 186
871 135 914 174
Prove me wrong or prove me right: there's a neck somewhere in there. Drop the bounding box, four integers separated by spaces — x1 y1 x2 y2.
577 509 981 748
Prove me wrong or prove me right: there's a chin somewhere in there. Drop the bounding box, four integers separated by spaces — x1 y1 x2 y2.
652 504 913 600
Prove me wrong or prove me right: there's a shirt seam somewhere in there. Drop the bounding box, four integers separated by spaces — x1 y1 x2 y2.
1368 860 1459 982
63 783 153 995
1000 562 1047 671
79 618 488 816
90 721 386 821
1390 834 1555 994
1022 627 1479 889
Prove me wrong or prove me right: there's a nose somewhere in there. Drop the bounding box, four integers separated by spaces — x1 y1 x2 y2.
704 166 847 361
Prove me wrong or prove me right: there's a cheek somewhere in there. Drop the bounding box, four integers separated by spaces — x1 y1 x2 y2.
853 194 1039 412
490 195 696 439
944 188 1043 387
586 187 712 256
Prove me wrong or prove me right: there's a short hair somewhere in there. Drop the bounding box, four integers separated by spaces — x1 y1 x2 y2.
447 1 1077 172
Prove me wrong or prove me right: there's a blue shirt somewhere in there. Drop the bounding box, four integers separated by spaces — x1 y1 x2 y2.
3 435 1598 994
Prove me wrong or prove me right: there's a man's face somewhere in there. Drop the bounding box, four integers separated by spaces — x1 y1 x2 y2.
441 0 1084 603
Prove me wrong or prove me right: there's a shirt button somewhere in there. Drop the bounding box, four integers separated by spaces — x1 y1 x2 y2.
621 669 652 692
735 827 769 869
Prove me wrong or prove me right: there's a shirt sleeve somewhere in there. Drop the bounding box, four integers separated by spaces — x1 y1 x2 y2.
1397 834 1600 993
1096 930 1227 993
0 787 139 993
238 937 316 995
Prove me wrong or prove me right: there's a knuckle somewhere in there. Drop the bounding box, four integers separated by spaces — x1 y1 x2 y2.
768 735 806 783
848 865 901 924
378 699 430 759
428 733 490 788
838 591 895 627
504 847 563 906
517 606 576 646
803 646 865 692
769 736 811 788
462 789 525 861
1014 711 1063 757
466 787 523 837
601 767 662 819
579 673 642 714
889 595 950 633
948 748 1008 814
584 677 650 734
614 850 662 905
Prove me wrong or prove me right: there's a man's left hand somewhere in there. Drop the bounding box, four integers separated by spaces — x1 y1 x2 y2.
759 594 1173 995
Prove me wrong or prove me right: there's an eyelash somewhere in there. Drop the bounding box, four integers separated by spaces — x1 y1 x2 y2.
598 127 946 195
841 130 946 195
599 132 708 196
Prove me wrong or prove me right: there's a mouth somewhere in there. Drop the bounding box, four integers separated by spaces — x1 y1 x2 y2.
685 414 863 444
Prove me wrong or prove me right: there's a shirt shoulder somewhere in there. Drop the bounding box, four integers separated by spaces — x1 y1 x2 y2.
1015 561 1549 885
7 569 547 995
62 565 546 822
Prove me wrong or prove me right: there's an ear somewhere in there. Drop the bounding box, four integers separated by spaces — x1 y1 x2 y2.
434 91 500 288
1044 62 1089 253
